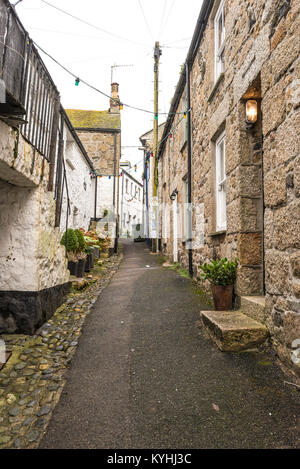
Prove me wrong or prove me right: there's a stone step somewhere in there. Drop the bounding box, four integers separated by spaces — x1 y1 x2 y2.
240 296 266 323
200 310 268 352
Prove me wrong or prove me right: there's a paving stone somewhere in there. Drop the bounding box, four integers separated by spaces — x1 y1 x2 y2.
27 400 37 408
36 406 51 417
0 435 11 445
15 363 27 371
22 417 34 426
0 255 122 449
8 407 20 417
14 437 23 448
26 430 39 442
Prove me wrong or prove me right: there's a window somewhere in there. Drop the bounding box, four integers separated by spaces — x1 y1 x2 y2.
131 182 133 195
215 131 226 231
214 0 225 81
125 179 128 193
138 188 141 201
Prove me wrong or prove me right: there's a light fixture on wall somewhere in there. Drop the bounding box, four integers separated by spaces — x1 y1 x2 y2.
245 99 258 129
170 189 178 201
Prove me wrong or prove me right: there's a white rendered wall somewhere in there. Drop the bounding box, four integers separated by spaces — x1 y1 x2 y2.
0 122 69 292
119 173 143 237
97 176 115 218
60 126 95 232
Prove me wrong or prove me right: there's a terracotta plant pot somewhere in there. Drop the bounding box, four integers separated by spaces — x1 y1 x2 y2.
68 261 78 276
211 284 233 311
76 259 86 278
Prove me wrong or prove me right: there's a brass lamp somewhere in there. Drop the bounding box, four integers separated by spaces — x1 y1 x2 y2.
246 99 258 127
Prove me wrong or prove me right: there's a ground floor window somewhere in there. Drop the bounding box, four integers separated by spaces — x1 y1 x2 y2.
215 130 226 231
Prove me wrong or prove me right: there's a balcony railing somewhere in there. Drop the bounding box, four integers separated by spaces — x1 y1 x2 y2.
0 0 59 160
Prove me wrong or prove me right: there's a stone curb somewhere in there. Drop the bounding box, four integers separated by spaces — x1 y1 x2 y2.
0 253 123 449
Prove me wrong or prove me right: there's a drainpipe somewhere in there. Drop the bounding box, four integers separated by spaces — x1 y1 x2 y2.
94 174 98 220
186 61 193 278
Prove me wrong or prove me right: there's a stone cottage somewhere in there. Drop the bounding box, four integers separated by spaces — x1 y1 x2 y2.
66 83 121 223
157 0 300 375
0 1 97 334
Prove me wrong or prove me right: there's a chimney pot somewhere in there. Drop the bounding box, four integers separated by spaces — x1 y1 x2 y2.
110 82 120 113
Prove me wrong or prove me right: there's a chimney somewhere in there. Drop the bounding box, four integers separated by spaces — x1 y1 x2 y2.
110 82 120 113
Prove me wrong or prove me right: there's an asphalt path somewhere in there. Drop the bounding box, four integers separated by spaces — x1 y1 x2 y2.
40 240 300 449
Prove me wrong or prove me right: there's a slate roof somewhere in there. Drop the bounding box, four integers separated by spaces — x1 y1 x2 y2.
65 109 120 130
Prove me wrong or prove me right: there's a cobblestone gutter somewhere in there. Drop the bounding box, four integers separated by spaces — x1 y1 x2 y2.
0 253 123 449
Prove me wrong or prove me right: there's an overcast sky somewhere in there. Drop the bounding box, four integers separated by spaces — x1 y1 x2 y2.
15 0 203 180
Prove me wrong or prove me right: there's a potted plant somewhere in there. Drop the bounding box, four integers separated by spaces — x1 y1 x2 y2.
74 229 87 278
84 246 94 272
76 252 87 277
60 228 79 276
199 257 238 311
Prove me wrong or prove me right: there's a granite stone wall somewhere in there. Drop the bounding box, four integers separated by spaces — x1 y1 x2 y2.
159 0 300 373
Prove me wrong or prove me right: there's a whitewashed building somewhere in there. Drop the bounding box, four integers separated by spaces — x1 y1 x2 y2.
119 165 143 238
0 2 96 333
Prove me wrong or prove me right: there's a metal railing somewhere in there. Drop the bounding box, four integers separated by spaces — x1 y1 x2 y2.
0 0 59 160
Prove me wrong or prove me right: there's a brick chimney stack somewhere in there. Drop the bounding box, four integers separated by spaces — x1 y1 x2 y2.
110 82 120 113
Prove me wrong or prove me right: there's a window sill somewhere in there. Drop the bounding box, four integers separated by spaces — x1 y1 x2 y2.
208 230 226 237
207 73 225 103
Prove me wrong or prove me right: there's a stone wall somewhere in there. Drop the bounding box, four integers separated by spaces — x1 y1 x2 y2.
76 130 120 176
76 130 121 218
158 0 300 374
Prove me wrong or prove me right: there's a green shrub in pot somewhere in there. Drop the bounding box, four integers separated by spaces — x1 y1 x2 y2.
199 258 238 310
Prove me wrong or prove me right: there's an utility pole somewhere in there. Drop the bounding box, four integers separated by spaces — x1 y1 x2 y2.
152 41 161 252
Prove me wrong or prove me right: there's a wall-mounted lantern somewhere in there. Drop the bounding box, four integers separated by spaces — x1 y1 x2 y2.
245 99 258 129
170 189 178 201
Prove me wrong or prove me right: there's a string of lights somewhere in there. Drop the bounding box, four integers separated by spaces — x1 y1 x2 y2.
33 41 188 117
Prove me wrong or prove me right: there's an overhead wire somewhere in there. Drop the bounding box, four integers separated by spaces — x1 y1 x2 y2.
122 112 188 177
137 0 154 43
159 0 177 42
158 0 168 41
40 0 150 48
33 41 187 116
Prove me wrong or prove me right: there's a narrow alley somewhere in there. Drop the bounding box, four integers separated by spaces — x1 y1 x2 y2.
39 241 299 449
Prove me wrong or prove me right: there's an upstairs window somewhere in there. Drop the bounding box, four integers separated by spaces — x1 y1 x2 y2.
215 131 226 232
125 179 128 193
214 0 225 81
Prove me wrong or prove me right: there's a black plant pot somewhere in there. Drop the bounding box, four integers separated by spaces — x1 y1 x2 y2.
76 259 86 278
90 251 94 268
84 254 91 272
68 261 78 276
93 247 100 259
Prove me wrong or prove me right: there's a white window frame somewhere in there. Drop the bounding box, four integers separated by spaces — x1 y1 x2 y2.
183 179 189 241
215 131 226 232
214 0 225 81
